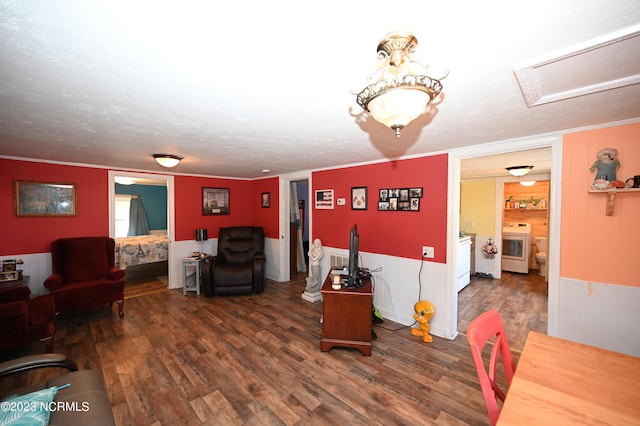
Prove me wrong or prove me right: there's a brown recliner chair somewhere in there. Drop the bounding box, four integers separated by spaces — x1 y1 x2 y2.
44 237 125 318
201 227 266 296
0 284 56 353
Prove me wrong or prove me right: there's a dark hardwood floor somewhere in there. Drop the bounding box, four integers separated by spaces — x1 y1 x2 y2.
1 272 533 425
458 271 548 353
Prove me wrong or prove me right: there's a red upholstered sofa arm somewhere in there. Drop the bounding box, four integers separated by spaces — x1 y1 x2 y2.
28 295 56 327
44 273 64 291
0 301 29 329
107 267 125 281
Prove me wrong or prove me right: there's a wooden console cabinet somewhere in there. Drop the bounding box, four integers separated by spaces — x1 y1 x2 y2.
320 274 372 356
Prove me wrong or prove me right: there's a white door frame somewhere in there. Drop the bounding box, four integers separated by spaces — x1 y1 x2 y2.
277 170 312 282
446 134 562 339
108 170 176 287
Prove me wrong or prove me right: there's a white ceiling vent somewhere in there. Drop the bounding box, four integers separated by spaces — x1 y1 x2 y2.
514 24 640 107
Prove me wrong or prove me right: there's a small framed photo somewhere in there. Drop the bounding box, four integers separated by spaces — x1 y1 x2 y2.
410 198 421 211
14 181 76 216
389 198 398 211
315 189 334 209
351 186 367 210
378 201 390 210
202 187 230 215
261 192 270 208
409 187 423 198
399 188 409 202
379 189 389 201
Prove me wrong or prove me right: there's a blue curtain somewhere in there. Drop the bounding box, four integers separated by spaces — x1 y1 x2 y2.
128 195 150 236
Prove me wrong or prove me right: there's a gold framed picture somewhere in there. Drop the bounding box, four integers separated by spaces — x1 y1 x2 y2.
14 181 76 217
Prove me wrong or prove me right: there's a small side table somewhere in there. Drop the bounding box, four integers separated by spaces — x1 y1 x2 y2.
182 258 201 295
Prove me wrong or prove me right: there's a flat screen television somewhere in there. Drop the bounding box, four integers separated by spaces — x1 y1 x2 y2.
347 223 361 288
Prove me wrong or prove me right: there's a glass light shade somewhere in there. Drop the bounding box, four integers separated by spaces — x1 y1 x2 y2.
520 181 536 186
153 154 182 168
114 177 135 185
506 166 533 177
367 88 431 136
356 32 445 138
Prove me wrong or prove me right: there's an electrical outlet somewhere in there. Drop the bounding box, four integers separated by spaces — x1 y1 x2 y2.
422 246 434 258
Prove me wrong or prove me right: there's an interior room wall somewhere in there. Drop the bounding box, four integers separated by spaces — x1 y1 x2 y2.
557 122 640 356
312 154 448 261
115 183 168 231
460 179 496 275
0 158 110 255
561 123 640 287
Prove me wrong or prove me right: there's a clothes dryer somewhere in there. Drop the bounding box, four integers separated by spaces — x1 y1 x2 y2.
502 222 531 274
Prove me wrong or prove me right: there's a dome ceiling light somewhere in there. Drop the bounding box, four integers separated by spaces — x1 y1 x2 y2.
506 165 533 177
153 154 182 168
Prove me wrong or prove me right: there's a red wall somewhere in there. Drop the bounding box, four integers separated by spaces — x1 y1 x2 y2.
250 177 280 239
312 154 448 262
1 159 109 254
1 158 280 255
174 176 252 241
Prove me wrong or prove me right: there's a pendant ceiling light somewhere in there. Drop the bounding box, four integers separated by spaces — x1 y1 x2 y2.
153 154 182 168
356 32 447 138
506 166 534 177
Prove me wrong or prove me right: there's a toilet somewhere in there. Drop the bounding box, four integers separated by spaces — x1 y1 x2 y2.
534 237 548 278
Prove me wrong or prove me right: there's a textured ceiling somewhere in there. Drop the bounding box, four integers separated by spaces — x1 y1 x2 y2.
1 1 639 179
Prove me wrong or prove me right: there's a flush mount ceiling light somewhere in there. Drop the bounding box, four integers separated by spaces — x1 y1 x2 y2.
153 154 182 168
356 32 447 138
520 181 536 187
114 177 135 185
506 166 533 177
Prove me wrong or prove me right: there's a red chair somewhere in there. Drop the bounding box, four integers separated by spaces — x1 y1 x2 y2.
0 284 56 353
44 237 125 318
466 309 516 426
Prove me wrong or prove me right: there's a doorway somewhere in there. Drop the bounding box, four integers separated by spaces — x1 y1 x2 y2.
447 135 561 340
278 172 311 282
108 171 176 288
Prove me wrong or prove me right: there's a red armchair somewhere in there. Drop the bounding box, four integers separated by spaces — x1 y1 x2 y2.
0 284 56 353
44 237 125 318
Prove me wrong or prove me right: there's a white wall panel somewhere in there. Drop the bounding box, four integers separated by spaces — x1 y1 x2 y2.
557 277 640 356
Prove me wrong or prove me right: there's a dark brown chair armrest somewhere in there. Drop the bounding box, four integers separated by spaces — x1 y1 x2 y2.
0 353 78 378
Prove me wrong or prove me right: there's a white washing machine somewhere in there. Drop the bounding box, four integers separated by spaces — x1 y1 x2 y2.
502 222 531 274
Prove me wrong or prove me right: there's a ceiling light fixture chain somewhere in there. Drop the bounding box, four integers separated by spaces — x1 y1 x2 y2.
356 31 447 138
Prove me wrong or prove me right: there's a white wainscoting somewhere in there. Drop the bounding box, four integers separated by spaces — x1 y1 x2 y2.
556 277 640 357
1 253 52 296
320 248 449 339
264 237 281 281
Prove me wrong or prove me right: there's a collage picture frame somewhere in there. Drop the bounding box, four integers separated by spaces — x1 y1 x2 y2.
377 187 423 211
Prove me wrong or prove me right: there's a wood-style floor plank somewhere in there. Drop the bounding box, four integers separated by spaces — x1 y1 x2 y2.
1 270 546 425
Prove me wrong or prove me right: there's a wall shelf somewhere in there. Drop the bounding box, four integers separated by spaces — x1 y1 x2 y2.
588 188 640 216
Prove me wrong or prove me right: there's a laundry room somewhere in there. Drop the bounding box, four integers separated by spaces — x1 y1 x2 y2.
503 180 549 278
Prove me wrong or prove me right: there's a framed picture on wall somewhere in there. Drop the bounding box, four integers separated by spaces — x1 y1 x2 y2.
314 189 334 209
351 186 367 210
261 192 270 208
14 180 76 217
202 187 230 215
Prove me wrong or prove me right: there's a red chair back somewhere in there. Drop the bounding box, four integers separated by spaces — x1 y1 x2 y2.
466 309 515 426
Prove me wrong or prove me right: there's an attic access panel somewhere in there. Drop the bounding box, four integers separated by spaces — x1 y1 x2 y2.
514 24 640 107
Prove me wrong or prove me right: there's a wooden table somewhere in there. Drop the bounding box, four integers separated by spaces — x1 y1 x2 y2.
498 331 640 425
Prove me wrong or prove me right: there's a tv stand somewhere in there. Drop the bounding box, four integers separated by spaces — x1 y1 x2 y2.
320 273 372 356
